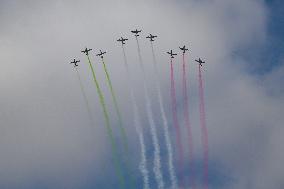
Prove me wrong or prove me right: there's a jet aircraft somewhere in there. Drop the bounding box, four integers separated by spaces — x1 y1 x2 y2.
195 58 205 66
131 29 142 37
179 45 189 54
81 48 92 56
146 34 157 41
70 59 80 67
117 37 128 45
167 50 177 59
96 50 106 59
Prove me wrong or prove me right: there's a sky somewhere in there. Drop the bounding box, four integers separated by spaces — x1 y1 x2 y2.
0 0 283 189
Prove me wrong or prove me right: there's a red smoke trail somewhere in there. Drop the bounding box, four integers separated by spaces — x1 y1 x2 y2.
198 65 209 189
170 59 185 189
182 54 196 189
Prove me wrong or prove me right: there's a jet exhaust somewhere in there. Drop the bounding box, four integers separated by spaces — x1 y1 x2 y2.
101 57 128 154
150 41 178 189
121 44 150 189
73 66 95 127
198 65 209 189
135 34 165 189
182 53 196 189
170 58 185 189
85 54 126 189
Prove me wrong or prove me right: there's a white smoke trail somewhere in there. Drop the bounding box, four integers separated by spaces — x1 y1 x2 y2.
135 37 165 189
144 83 164 189
132 91 150 189
150 42 178 189
122 45 150 189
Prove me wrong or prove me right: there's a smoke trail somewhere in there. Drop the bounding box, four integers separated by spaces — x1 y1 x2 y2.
121 45 150 189
101 58 128 152
101 57 135 189
150 42 178 189
135 37 165 189
131 89 150 189
85 55 125 189
198 65 209 189
74 67 94 126
170 59 185 189
182 54 196 189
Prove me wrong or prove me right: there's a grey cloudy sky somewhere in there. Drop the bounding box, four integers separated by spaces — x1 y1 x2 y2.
0 0 283 189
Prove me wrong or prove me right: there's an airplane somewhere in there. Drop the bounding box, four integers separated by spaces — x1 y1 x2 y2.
81 47 92 56
117 37 128 45
70 59 80 67
131 29 142 37
195 58 205 66
96 50 106 58
179 45 189 54
146 34 157 42
167 50 177 59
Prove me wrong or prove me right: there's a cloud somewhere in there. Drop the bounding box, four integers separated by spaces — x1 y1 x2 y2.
0 0 282 188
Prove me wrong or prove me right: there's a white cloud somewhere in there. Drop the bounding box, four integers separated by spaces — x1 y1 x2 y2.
0 0 282 188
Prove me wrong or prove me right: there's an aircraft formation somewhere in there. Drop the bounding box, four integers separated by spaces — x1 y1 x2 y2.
71 28 205 67
68 28 207 189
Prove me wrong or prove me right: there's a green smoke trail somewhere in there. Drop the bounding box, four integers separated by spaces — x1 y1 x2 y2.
85 55 125 189
101 58 128 151
74 67 94 126
101 57 136 189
